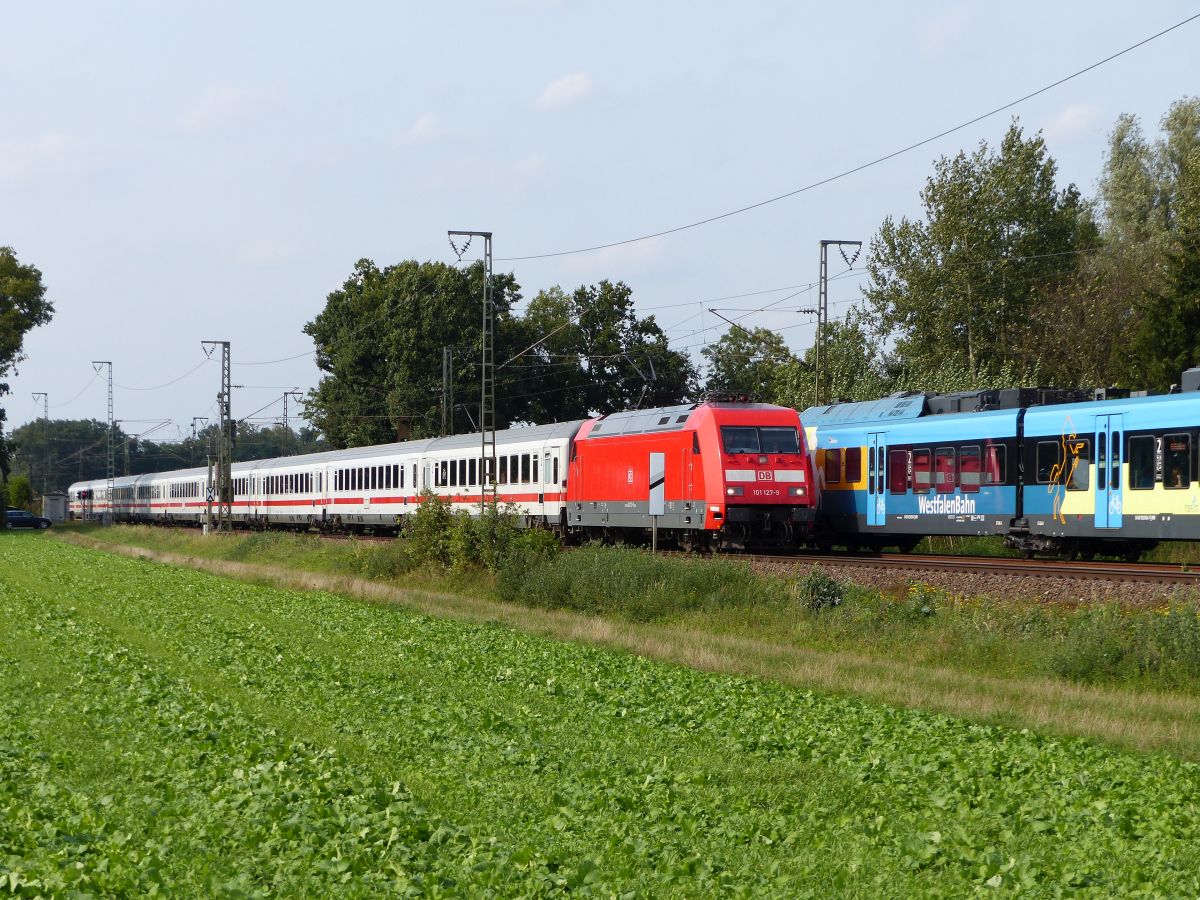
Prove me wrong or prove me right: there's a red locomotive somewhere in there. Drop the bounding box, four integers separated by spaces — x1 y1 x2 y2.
566 395 815 550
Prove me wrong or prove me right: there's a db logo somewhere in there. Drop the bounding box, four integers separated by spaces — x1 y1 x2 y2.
756 470 775 482
627 468 635 485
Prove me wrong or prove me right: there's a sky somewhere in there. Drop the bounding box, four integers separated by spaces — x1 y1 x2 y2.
2 1 1197 441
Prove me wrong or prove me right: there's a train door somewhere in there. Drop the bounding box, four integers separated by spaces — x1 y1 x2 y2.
867 433 887 526
1095 414 1123 529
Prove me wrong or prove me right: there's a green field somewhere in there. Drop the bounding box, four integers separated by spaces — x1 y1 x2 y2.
3 534 1200 896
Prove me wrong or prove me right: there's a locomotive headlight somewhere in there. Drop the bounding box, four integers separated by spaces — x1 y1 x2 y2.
790 486 807 497
726 486 744 496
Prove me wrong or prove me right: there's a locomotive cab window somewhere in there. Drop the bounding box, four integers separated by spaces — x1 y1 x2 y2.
721 426 759 454
1128 436 1155 490
760 427 800 454
1165 434 1191 489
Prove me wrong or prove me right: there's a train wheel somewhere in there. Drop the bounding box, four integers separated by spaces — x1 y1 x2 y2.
1123 548 1142 563
1021 548 1035 560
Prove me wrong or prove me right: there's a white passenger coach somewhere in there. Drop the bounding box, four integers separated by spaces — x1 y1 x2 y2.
68 421 583 532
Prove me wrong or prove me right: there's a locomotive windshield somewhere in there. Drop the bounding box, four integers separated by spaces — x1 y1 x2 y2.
721 426 800 454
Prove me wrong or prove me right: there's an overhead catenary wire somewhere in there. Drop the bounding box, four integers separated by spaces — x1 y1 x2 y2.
496 13 1200 262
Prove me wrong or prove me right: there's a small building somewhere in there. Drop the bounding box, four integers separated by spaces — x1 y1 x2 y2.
41 492 67 522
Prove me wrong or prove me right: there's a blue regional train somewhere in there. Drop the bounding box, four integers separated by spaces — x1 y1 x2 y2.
802 369 1200 560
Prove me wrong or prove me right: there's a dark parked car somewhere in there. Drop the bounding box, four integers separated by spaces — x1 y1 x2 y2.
4 508 52 529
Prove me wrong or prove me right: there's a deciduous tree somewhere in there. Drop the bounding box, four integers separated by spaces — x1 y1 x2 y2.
864 124 1097 385
0 247 54 527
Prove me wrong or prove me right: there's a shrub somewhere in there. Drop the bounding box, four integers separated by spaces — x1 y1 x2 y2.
405 492 452 568
795 567 845 611
357 539 418 579
498 545 789 622
1051 601 1200 687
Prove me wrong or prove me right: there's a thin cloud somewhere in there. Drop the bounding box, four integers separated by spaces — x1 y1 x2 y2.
1043 104 1102 143
0 133 103 181
407 112 444 143
180 85 274 133
536 71 593 111
915 7 973 58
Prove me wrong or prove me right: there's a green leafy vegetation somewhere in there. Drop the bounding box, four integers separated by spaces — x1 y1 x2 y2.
4 535 1200 895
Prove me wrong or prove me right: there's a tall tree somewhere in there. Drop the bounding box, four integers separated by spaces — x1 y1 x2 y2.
1101 98 1200 389
303 259 532 447
701 326 796 399
864 124 1097 383
0 247 54 525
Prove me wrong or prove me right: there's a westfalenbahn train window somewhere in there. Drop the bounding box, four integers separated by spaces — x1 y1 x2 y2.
844 447 862 483
1165 434 1191 488
1036 441 1060 483
934 448 955 494
1068 441 1090 491
912 449 932 493
888 450 907 494
824 449 841 484
960 446 981 493
1129 436 1155 489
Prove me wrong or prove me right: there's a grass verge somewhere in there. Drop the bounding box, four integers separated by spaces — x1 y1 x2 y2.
54 525 1200 760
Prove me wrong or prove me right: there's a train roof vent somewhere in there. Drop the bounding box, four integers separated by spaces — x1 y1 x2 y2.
1182 368 1200 393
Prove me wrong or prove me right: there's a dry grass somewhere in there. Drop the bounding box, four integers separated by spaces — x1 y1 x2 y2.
59 531 1200 759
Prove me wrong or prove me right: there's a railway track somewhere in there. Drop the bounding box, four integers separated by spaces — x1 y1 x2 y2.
745 552 1200 586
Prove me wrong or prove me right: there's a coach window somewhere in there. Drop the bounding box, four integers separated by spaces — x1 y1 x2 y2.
521 454 531 483
1128 436 1154 489
959 446 982 494
459 460 467 486
888 450 908 494
412 464 418 488
1035 442 1060 484
934 448 956 494
1068 440 1091 490
912 449 932 494
1165 434 1191 488
984 444 1005 486
844 447 862 483
451 460 459 488
511 455 519 484
824 448 841 484
376 466 383 489
499 456 508 484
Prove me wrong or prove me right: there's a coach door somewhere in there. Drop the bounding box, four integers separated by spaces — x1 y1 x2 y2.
867 433 887 527
1095 415 1123 529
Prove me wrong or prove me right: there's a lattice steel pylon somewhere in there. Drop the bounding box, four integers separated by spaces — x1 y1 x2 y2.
91 361 114 523
814 240 861 406
203 341 232 532
448 230 495 511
